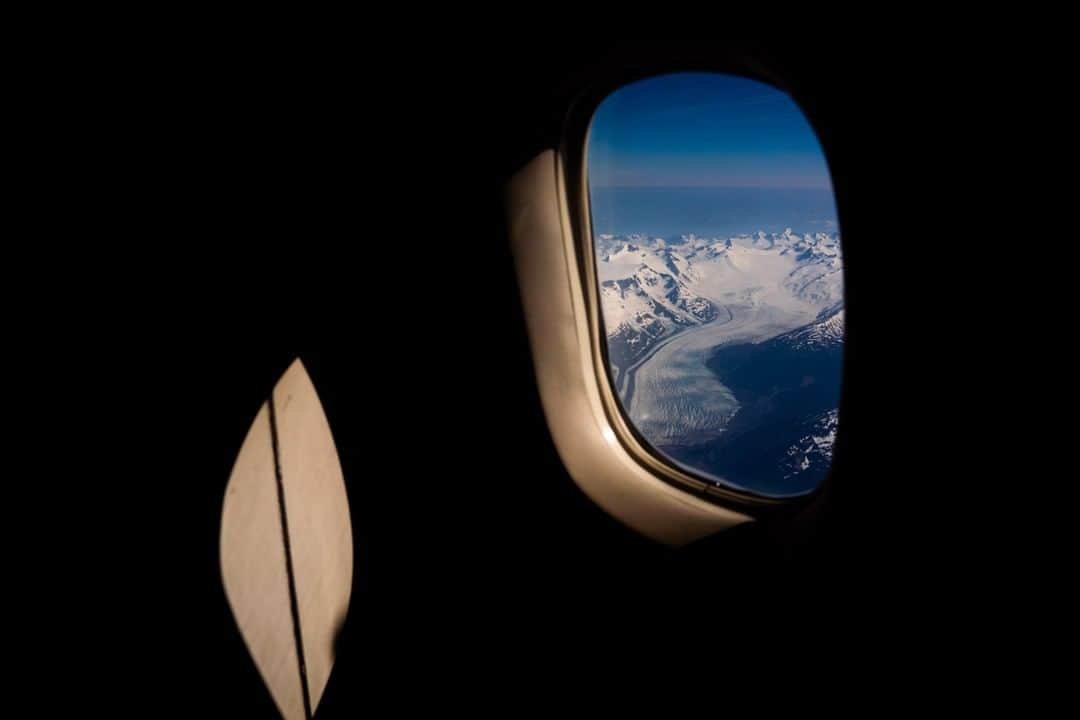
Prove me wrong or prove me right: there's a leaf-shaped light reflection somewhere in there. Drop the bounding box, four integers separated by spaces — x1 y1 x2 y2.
221 359 352 719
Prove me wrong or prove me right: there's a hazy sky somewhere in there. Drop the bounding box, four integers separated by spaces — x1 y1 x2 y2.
588 73 833 189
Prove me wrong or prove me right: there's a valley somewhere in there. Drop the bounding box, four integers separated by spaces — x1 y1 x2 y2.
595 229 844 494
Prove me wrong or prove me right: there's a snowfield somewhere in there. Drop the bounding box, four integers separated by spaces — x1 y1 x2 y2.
596 230 844 457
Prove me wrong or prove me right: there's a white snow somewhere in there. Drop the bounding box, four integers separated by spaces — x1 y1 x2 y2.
783 409 840 479
596 230 843 361
595 230 844 447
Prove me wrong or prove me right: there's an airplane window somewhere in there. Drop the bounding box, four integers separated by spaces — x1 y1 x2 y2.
587 73 843 497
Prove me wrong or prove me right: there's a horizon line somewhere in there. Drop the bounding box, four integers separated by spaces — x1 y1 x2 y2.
591 183 833 191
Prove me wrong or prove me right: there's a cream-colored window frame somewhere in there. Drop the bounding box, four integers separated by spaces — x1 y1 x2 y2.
507 150 758 546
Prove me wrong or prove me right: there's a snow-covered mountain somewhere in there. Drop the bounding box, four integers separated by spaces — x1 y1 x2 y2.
596 230 843 371
597 245 719 368
782 409 840 481
773 305 845 351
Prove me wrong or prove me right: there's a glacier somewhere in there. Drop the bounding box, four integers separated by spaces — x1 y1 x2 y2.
596 229 844 494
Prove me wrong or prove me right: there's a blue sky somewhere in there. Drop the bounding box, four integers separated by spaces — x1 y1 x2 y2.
588 73 833 189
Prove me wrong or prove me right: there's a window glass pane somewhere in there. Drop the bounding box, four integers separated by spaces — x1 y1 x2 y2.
588 73 843 497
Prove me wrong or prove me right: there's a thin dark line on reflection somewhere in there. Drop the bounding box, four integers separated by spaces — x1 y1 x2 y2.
269 393 313 720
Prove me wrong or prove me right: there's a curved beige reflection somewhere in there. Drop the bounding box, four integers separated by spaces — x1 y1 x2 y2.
221 359 352 719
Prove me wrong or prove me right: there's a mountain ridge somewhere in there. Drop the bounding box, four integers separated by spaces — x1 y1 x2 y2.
597 229 843 369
